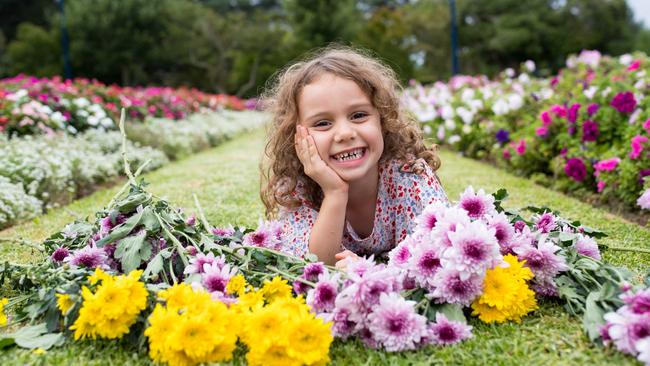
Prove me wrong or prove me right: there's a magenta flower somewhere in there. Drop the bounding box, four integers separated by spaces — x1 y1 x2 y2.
389 235 417 268
550 104 567 118
329 307 358 339
184 252 219 275
587 103 600 116
603 308 650 355
242 220 283 250
573 235 601 260
425 313 473 346
630 135 648 160
582 120 600 142
458 186 496 219
643 119 650 134
50 246 70 263
515 139 526 155
567 103 581 123
303 262 327 282
485 213 516 252
593 158 620 176
431 268 483 306
307 274 340 313
409 243 442 290
211 226 235 237
66 244 108 269
185 215 196 226
622 288 650 314
201 262 237 294
627 60 641 72
535 126 549 137
564 157 587 182
611 91 637 113
597 181 606 193
366 293 427 352
535 212 557 233
414 201 447 234
539 110 552 126
431 207 471 248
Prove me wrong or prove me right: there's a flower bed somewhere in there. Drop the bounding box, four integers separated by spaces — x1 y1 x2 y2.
0 75 256 136
404 50 650 215
0 170 647 365
0 110 267 229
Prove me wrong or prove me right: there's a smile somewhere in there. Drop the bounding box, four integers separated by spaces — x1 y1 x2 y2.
331 148 367 163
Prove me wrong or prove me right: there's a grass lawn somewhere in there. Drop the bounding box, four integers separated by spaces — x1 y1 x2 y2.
1 127 648 365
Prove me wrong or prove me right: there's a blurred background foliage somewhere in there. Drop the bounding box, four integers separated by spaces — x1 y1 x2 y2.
0 0 649 97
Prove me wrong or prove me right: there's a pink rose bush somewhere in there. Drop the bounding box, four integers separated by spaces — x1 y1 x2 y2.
405 50 650 213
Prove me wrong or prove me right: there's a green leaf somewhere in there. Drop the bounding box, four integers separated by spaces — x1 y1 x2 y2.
96 209 144 247
427 303 467 323
143 251 165 278
583 291 606 342
141 206 160 232
114 231 150 273
0 323 64 350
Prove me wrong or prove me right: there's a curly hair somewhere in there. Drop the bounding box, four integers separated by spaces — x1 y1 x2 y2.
260 45 441 218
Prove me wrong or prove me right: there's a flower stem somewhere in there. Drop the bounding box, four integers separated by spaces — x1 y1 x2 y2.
606 246 650 255
0 237 44 252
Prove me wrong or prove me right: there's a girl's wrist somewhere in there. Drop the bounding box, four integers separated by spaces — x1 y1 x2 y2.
323 186 349 199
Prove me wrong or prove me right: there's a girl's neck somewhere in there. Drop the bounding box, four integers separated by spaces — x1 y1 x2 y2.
347 164 380 209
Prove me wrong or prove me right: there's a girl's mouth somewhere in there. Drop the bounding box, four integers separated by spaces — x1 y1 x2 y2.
331 148 367 166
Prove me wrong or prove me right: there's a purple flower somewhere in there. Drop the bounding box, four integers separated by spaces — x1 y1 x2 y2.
444 221 501 278
515 239 568 282
611 91 637 114
431 268 483 306
306 274 340 313
567 103 581 123
630 135 648 160
495 129 510 143
531 279 559 297
431 207 471 248
535 212 557 233
66 244 108 269
458 186 496 219
622 288 650 315
329 307 358 339
50 246 70 263
242 220 283 250
513 220 527 232
184 252 221 275
485 213 516 249
535 126 549 137
587 103 600 116
604 308 650 354
185 215 196 226
540 111 552 126
201 262 237 293
582 120 600 142
425 313 473 346
414 202 447 234
573 235 601 260
564 157 587 182
366 293 427 352
408 242 442 290
638 189 650 210
303 262 326 282
211 226 235 237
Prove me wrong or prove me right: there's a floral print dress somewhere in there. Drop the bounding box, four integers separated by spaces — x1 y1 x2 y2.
278 159 449 258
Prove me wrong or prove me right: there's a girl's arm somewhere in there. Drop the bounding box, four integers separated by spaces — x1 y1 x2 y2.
308 189 348 265
295 125 349 265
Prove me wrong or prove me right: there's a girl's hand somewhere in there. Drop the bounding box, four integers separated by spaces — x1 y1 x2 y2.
295 125 349 196
334 250 359 270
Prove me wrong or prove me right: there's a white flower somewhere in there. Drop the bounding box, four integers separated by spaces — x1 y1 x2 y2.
444 119 456 130
619 53 633 66
505 68 515 78
524 60 536 72
448 135 461 144
462 125 472 134
441 105 455 120
584 86 597 99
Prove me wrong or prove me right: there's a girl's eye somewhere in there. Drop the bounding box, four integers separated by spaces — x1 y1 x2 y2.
352 112 368 120
314 120 330 127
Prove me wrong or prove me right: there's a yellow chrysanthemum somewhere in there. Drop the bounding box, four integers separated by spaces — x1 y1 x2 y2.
226 274 247 296
232 289 265 314
286 313 333 365
145 284 238 366
472 254 538 323
88 267 111 285
242 304 289 346
246 343 302 366
70 270 148 340
260 276 292 303
0 297 8 326
56 294 74 315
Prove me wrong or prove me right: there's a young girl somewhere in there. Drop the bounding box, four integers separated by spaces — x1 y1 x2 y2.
260 46 449 267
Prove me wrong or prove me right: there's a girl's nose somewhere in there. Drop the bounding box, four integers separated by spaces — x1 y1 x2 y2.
333 121 357 142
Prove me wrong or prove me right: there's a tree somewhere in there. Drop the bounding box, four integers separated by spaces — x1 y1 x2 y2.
7 22 62 76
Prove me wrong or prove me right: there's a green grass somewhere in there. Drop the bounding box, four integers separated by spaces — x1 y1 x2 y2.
1 127 649 365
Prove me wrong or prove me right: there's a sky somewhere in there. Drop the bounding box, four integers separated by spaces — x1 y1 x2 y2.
628 0 650 28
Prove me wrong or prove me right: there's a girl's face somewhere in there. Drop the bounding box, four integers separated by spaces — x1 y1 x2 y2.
297 73 384 183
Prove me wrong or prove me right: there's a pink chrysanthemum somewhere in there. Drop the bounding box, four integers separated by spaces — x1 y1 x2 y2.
184 252 220 275
211 226 235 237
431 207 471 248
515 239 568 282
458 186 496 219
535 212 557 233
443 221 502 279
242 224 281 250
622 288 650 315
408 242 442 290
201 261 237 294
485 213 516 249
50 246 70 263
425 313 473 345
328 307 358 339
66 244 108 269
414 201 447 234
431 268 483 306
573 235 601 260
306 273 340 313
636 338 650 365
604 308 650 355
638 189 650 210
366 293 427 352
